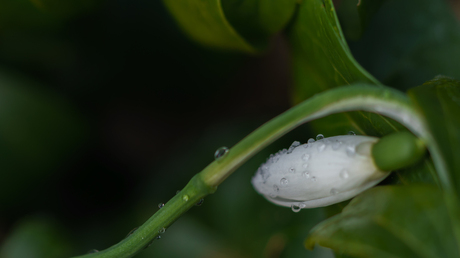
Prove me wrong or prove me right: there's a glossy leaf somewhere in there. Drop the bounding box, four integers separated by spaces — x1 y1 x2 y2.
162 0 296 52
288 0 379 103
407 77 460 196
306 185 460 258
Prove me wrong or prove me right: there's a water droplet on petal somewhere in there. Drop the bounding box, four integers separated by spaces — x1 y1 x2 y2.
302 163 308 168
299 203 306 208
330 188 339 195
317 142 326 152
273 185 280 192
214 147 229 160
287 141 301 153
195 198 204 206
126 227 139 238
332 140 342 150
302 171 310 178
340 169 349 179
308 138 315 143
158 227 166 234
158 203 164 209
348 131 356 135
289 167 296 173
280 178 288 186
182 195 189 202
316 134 324 140
88 249 99 254
291 204 301 213
301 154 310 161
346 146 355 157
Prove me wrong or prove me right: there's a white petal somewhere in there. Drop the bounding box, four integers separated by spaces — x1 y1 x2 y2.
251 135 390 209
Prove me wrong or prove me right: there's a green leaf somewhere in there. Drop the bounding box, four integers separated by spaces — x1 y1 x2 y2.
336 0 388 40
306 185 460 258
348 0 460 91
220 0 297 48
162 0 296 52
288 0 379 103
0 216 73 258
407 77 460 196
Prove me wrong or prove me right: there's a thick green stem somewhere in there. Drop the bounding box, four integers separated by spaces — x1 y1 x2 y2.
74 84 431 258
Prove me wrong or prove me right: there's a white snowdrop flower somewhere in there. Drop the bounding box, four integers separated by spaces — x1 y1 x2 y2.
251 135 390 210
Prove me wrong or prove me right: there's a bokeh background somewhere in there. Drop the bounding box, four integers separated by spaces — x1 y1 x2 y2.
0 0 459 257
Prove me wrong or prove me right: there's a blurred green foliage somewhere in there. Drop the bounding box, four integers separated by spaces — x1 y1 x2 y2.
0 0 460 257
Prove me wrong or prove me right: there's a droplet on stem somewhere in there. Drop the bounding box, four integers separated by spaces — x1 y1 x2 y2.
348 131 356 135
214 147 229 160
182 195 189 202
126 227 139 238
158 203 164 209
195 198 204 206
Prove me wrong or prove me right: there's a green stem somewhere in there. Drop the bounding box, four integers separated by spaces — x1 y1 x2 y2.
74 84 427 258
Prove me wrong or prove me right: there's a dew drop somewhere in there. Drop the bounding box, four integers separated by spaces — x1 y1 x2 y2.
158 203 164 209
182 195 190 202
330 188 339 195
316 134 324 140
311 176 317 182
307 138 315 143
317 142 326 152
346 146 355 157
299 203 306 208
291 204 301 213
195 198 204 206
302 171 310 178
340 169 349 179
88 249 99 254
348 131 356 135
280 178 288 186
158 227 166 234
214 147 229 160
332 140 342 150
301 154 310 161
302 163 308 169
289 167 296 173
288 141 301 153
156 235 162 240
126 227 139 238
273 184 279 192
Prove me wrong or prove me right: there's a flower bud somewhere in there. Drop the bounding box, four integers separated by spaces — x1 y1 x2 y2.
251 135 389 210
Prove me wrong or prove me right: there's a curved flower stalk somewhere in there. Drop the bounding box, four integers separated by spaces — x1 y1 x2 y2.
74 85 431 258
252 135 389 210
